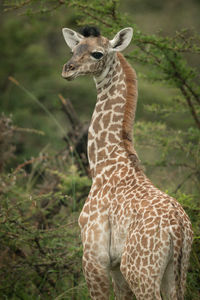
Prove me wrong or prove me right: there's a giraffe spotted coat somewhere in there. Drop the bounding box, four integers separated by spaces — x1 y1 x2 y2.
62 27 193 300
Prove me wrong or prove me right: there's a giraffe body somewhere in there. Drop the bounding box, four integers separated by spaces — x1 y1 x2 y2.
62 27 193 300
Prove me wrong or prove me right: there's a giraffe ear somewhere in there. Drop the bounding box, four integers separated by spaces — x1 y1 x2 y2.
110 27 133 52
62 28 84 50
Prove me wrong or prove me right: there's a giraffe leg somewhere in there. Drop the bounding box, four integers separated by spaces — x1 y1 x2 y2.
160 256 177 300
110 267 134 300
80 222 111 300
82 253 110 300
120 266 162 300
120 221 173 300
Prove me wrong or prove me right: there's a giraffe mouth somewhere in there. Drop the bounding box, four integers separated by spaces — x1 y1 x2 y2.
62 71 77 81
62 65 94 80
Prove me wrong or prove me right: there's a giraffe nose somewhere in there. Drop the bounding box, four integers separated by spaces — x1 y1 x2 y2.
64 62 76 72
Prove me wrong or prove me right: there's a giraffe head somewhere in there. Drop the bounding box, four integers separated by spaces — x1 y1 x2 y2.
61 26 133 80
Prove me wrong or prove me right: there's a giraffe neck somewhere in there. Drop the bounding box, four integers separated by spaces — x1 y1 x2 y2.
88 52 138 179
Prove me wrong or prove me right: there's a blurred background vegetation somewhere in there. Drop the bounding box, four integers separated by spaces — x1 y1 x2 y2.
0 0 199 299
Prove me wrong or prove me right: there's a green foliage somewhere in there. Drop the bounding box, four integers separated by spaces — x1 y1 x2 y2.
5 0 199 129
0 126 90 299
52 166 91 209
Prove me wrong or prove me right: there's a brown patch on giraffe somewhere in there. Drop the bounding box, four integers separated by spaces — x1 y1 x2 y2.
96 102 104 113
135 192 140 198
114 105 123 113
109 124 121 132
83 203 89 214
154 241 161 251
136 243 141 252
93 113 103 133
105 159 116 167
117 156 127 163
141 235 148 249
95 176 102 187
79 215 88 227
104 100 112 111
97 148 106 161
102 111 112 128
146 229 157 236
141 200 149 207
142 257 148 267
152 199 160 205
102 185 110 196
145 217 154 224
170 218 177 226
88 130 94 140
109 84 116 96
87 232 93 244
118 83 125 90
175 230 181 239
157 208 163 215
113 96 124 105
149 237 154 250
92 188 99 197
117 186 124 194
110 175 119 186
106 166 116 178
101 286 108 294
99 130 107 142
126 193 134 199
88 142 95 164
140 268 148 276
99 93 107 101
112 114 122 123
108 133 119 144
92 197 97 206
87 262 94 272
107 145 115 153
90 212 98 221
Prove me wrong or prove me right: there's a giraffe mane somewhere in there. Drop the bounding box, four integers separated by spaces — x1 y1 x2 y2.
117 52 139 164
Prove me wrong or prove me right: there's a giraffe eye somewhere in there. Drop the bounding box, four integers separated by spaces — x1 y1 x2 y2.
91 52 104 59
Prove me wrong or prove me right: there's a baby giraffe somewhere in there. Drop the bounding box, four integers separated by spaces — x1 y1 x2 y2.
61 26 193 300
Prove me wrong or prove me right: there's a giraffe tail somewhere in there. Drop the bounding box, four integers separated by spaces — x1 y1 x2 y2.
176 225 193 300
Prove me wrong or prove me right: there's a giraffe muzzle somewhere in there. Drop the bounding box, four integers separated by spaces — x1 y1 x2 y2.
62 62 78 80
65 62 75 72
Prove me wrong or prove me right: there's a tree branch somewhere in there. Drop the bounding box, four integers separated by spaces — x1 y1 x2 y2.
180 85 200 129
72 3 112 28
174 171 199 193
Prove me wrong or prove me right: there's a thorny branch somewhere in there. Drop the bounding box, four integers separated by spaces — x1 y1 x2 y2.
165 53 200 105
4 0 64 13
71 2 112 27
174 171 199 193
180 85 200 129
131 42 200 129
